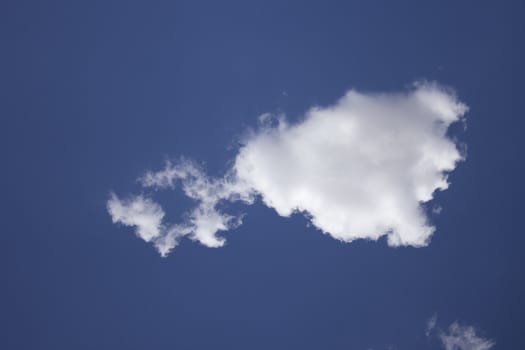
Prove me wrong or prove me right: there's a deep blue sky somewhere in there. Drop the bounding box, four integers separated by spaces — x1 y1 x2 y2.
1 1 523 349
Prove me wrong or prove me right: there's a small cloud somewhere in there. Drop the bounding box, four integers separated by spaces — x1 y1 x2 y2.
439 322 495 350
426 314 438 337
109 160 254 256
432 205 443 215
372 317 495 350
107 193 165 243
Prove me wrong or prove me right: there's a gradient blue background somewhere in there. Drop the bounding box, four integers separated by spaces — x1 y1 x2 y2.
1 1 523 349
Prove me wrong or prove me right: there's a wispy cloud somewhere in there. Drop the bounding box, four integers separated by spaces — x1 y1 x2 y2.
370 317 494 350
108 82 467 256
107 194 165 243
426 314 438 337
438 322 495 350
108 160 254 256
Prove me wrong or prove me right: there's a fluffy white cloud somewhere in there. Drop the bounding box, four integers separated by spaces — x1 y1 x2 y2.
234 82 467 247
107 82 467 256
439 322 495 350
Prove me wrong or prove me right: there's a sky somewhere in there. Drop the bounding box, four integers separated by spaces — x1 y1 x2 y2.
1 1 523 349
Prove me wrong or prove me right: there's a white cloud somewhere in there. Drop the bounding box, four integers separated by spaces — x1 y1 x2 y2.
234 82 467 247
107 160 254 256
107 82 467 256
107 193 190 255
371 317 495 350
107 193 165 242
439 322 495 350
